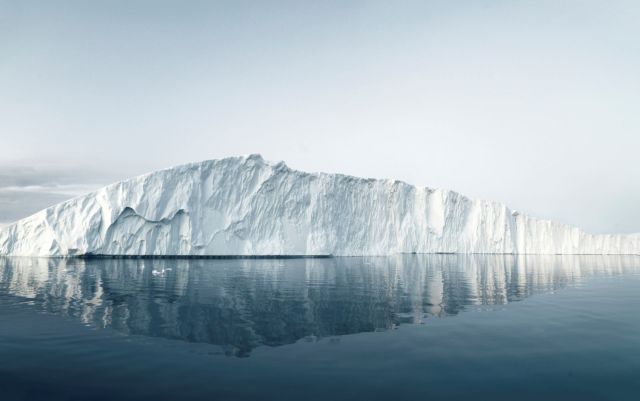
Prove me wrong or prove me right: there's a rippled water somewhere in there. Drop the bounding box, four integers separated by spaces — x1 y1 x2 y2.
1 255 639 400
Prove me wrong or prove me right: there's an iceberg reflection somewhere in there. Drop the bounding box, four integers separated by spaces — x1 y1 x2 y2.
0 255 638 356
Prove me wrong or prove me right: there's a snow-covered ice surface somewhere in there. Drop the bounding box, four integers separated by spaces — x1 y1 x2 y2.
0 154 638 257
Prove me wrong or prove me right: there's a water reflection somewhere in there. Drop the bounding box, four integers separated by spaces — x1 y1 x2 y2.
0 255 638 356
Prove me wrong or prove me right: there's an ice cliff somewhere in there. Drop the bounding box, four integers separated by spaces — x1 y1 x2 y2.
0 154 638 256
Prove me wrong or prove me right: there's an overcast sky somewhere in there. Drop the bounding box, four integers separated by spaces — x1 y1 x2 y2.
1 0 639 233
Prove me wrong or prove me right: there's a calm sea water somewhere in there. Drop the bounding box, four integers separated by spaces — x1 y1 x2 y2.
1 255 639 401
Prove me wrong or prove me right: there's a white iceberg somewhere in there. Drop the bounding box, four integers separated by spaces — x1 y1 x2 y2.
0 154 638 256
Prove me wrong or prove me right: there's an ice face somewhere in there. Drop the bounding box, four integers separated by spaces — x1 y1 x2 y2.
0 154 638 256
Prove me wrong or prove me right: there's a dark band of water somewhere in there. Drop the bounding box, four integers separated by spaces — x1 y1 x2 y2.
78 254 333 259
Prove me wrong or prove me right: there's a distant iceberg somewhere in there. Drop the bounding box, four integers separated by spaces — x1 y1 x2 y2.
0 154 638 256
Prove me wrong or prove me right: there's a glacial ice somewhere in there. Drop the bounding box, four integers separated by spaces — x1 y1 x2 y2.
0 154 638 256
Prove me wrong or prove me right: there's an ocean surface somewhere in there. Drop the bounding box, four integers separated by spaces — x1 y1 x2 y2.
1 255 639 401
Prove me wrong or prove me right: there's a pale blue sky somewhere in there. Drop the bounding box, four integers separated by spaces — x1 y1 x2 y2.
1 0 639 233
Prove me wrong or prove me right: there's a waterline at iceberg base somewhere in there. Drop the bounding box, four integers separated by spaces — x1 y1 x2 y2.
0 154 638 257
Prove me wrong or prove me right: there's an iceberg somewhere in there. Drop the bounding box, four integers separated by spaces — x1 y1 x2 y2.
0 154 638 256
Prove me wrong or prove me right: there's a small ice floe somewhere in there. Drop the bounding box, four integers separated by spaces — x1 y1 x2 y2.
151 266 173 277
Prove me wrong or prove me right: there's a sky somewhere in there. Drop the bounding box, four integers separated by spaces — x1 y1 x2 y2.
1 0 639 233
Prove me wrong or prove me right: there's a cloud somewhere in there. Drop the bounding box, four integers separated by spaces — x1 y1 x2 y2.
0 165 116 225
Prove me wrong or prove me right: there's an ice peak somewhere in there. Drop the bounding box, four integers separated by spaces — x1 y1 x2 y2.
0 156 638 257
